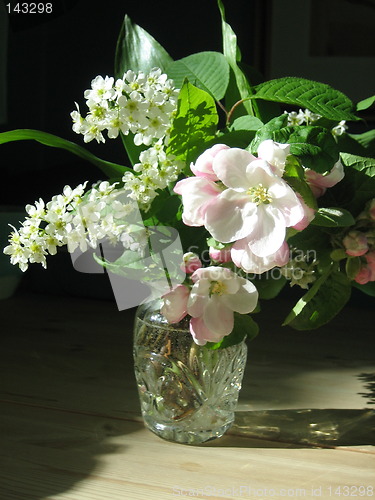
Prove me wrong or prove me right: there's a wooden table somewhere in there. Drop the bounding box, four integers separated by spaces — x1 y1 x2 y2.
0 289 374 499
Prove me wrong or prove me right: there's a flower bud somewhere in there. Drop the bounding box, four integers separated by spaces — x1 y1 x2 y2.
354 265 372 285
209 245 232 263
343 231 368 257
181 252 202 273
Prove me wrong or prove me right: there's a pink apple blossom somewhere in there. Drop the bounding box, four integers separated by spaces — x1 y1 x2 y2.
160 284 190 323
343 231 368 257
190 143 230 181
205 149 304 257
187 266 258 345
305 160 344 198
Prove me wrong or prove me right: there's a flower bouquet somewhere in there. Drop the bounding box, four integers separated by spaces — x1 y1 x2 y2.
1 1 374 442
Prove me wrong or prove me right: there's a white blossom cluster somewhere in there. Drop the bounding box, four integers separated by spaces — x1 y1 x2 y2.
3 181 142 271
284 108 321 126
71 68 179 146
71 68 184 210
284 108 348 138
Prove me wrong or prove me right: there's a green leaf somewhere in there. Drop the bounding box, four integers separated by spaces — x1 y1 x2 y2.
311 208 356 227
115 15 173 79
230 115 263 131
356 95 375 112
253 77 358 121
0 129 128 178
283 267 351 330
167 52 230 101
273 126 340 173
347 130 375 156
340 153 375 214
345 257 361 280
166 81 218 167
217 0 259 118
206 312 259 350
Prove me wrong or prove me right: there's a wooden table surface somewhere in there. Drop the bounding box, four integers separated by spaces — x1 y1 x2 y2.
0 287 374 500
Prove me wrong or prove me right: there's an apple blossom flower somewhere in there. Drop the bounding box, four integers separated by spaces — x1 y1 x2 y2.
187 267 258 345
343 231 369 257
204 149 304 257
181 252 202 273
305 160 344 198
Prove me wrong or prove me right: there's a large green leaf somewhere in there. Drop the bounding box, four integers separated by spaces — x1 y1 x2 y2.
283 267 352 330
166 81 218 169
217 0 259 118
167 52 230 101
250 114 288 153
340 152 375 214
253 77 358 122
0 129 128 178
115 15 173 80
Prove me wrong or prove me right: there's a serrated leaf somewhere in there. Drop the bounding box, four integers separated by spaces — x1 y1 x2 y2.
115 15 173 79
166 81 218 167
283 268 351 330
356 95 375 111
207 312 259 350
253 77 358 122
0 129 128 178
311 207 356 227
167 52 230 101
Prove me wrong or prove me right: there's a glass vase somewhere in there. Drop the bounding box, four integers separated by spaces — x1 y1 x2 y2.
133 299 247 445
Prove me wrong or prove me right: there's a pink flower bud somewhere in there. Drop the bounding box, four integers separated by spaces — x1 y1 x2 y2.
190 144 230 181
354 265 372 285
181 252 202 273
343 231 369 257
209 245 232 263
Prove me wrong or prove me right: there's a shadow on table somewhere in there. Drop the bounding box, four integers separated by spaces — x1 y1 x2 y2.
214 408 375 448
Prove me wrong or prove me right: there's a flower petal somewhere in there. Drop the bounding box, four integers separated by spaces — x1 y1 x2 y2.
173 177 222 226
203 296 234 336
205 189 257 243
213 148 256 189
247 204 286 257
